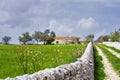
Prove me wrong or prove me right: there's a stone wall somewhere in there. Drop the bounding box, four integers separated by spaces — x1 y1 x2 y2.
5 42 94 80
103 42 120 50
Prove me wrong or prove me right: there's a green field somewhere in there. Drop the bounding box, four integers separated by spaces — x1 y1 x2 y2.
0 44 86 79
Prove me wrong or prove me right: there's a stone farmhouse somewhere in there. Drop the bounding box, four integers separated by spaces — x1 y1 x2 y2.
52 36 80 44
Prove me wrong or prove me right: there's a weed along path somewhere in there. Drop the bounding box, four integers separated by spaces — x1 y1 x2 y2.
96 47 120 80
104 47 120 58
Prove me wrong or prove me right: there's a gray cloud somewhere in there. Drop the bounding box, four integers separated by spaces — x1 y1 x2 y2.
0 0 40 12
47 17 99 38
77 17 99 30
0 10 11 23
48 19 74 35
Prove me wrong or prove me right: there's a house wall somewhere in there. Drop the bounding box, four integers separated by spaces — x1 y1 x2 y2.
52 40 65 44
53 39 73 44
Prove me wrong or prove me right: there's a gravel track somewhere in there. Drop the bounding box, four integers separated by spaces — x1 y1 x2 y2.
96 47 120 80
104 47 120 58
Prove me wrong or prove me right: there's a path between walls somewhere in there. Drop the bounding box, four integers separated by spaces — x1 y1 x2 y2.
96 47 120 80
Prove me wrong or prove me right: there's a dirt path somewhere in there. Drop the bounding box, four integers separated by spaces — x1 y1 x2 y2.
104 47 120 58
96 47 120 80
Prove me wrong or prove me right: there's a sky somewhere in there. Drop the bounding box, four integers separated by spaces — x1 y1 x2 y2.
0 0 120 44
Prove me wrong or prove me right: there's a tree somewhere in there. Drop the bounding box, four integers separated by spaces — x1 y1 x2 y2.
40 32 49 44
85 34 94 42
71 37 79 44
50 31 56 38
32 31 42 44
2 36 11 44
44 29 50 35
110 30 120 42
46 31 56 44
97 35 109 42
19 32 32 44
39 29 56 44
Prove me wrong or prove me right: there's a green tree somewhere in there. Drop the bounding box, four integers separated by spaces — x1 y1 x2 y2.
39 32 48 44
2 36 11 44
50 31 56 38
32 31 42 44
85 34 94 42
71 37 79 44
46 31 56 44
97 35 109 42
19 32 32 44
44 29 50 35
110 30 120 42
38 29 56 44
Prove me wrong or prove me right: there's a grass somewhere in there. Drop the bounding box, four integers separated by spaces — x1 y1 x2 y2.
102 44 120 53
98 44 120 76
0 44 86 79
94 46 106 80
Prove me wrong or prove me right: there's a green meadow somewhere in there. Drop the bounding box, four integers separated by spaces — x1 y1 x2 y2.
0 44 86 79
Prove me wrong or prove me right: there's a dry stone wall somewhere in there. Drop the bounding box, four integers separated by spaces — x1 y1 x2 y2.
4 42 94 80
103 42 120 50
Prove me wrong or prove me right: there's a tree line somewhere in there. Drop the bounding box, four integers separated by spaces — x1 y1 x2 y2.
96 29 120 42
19 29 56 44
0 29 56 45
84 29 120 43
0 28 120 45
85 28 120 43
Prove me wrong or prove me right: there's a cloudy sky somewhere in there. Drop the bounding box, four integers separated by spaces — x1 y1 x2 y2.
0 0 120 44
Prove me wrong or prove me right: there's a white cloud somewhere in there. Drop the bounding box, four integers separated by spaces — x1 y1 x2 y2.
77 17 98 30
48 17 99 36
48 20 73 35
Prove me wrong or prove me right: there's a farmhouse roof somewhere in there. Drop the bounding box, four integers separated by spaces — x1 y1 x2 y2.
55 36 79 40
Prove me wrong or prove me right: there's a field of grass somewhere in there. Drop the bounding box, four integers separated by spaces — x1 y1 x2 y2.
98 45 120 76
0 44 86 79
94 46 106 80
